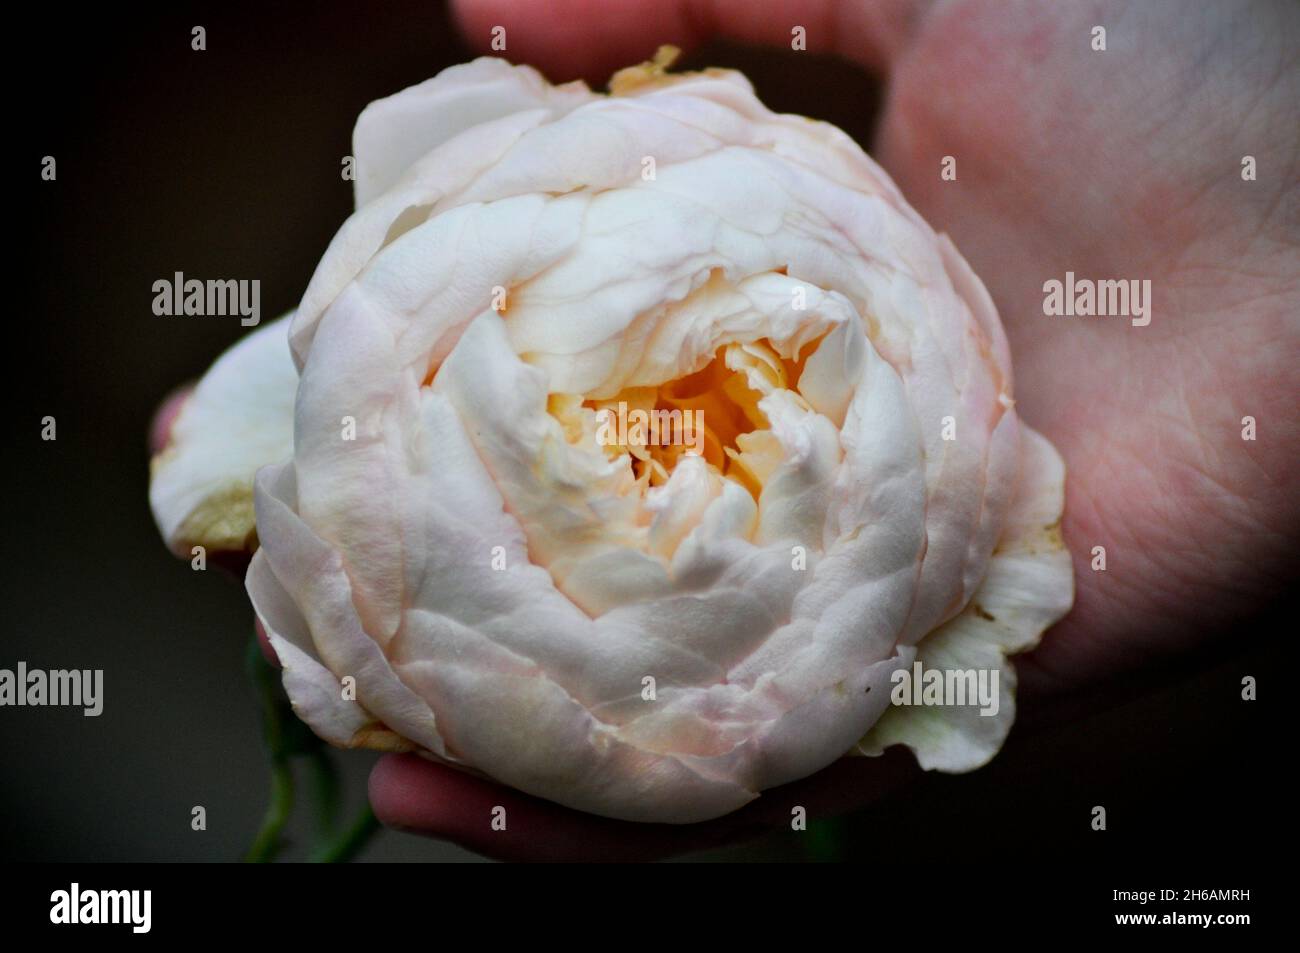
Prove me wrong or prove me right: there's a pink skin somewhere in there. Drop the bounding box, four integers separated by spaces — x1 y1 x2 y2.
153 0 1298 859
148 387 191 462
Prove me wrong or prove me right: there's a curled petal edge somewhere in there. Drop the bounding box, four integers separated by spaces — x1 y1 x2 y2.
853 424 1074 770
148 315 297 556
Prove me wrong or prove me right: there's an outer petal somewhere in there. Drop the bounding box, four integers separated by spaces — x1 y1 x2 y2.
352 57 592 209
148 315 297 555
854 426 1074 769
291 60 597 367
246 545 385 750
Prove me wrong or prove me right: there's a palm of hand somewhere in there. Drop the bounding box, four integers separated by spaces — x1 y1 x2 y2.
870 0 1297 693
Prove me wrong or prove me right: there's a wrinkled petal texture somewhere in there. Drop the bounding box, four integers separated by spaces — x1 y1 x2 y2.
244 58 1072 823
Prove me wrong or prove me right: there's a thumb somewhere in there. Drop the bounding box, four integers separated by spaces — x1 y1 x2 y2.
450 0 926 82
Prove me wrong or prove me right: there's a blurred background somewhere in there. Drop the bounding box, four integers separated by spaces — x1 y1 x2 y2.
5 1 1281 862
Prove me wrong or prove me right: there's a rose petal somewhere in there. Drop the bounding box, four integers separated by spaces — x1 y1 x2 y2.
148 315 296 555
854 426 1074 769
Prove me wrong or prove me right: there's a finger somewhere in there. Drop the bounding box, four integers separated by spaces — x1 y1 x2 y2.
369 754 698 861
370 746 919 861
254 617 281 668
450 0 924 82
148 384 193 455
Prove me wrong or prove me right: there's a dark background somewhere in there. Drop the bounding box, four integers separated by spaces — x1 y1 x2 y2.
4 2 1282 863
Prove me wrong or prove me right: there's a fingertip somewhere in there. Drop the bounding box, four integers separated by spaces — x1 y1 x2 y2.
368 754 688 861
254 617 281 668
451 0 706 82
368 754 477 834
148 385 193 456
450 0 920 80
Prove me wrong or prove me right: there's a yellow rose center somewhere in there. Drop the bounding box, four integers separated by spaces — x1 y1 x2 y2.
547 337 820 500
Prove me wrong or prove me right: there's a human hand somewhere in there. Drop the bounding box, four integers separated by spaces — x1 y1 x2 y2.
366 0 1296 858
155 0 1297 860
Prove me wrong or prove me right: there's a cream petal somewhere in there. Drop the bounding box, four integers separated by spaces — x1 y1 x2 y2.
246 547 379 749
646 456 724 561
854 426 1073 769
148 315 296 555
250 461 448 758
395 648 758 824
751 392 842 548
352 57 594 209
292 114 578 369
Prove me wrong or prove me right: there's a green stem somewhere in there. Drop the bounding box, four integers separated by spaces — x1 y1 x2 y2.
243 634 295 863
307 747 342 841
308 804 381 863
241 633 377 862
244 758 294 862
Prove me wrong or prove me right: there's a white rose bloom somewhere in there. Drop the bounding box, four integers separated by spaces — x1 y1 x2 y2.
150 52 1073 823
